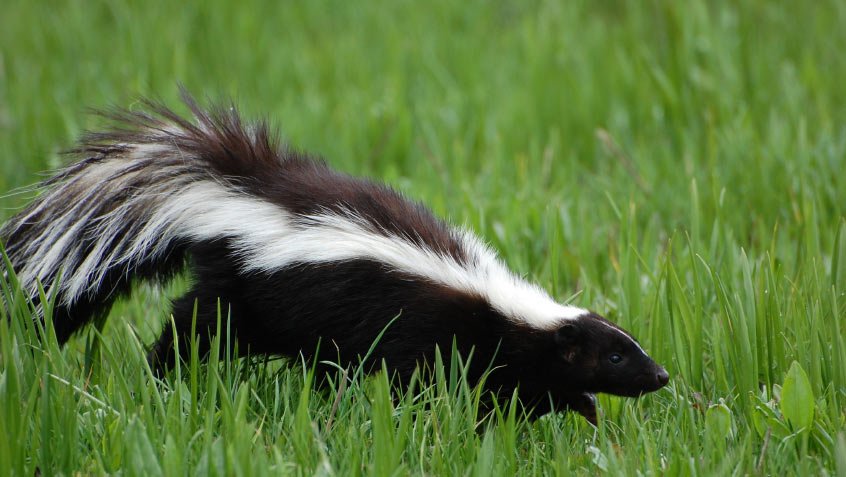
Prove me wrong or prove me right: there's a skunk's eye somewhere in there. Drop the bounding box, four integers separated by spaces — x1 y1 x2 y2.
609 353 623 364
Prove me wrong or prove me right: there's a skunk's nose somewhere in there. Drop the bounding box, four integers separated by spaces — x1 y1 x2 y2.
656 368 670 387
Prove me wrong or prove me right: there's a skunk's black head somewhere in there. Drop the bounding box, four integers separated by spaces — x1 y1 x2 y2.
552 312 669 397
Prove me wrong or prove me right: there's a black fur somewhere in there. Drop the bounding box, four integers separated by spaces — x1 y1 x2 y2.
146 253 667 419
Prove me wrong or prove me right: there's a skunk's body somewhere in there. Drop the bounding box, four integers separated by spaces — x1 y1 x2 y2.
1 95 668 420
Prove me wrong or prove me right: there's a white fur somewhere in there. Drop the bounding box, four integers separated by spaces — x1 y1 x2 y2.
11 144 587 330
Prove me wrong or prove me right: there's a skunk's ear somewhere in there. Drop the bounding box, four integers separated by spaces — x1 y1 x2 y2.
555 322 580 346
555 322 581 363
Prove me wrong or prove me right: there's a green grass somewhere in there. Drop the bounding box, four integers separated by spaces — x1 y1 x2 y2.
1 0 845 474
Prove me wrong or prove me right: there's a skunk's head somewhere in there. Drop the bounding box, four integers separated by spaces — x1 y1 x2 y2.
550 312 669 397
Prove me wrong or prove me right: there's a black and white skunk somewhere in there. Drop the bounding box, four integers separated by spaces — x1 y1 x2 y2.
0 94 668 421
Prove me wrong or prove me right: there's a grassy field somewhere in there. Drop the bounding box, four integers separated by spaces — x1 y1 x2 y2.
2 0 845 474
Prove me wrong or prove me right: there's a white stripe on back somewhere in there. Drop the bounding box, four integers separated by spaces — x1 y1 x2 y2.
11 147 588 330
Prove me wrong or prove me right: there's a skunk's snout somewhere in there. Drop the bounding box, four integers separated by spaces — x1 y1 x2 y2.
633 365 670 395
656 367 670 387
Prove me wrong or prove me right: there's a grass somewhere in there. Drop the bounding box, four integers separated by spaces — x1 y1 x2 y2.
1 0 845 474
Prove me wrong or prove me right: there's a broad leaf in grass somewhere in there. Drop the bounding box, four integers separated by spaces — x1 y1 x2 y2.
751 402 790 440
780 361 814 432
705 401 732 440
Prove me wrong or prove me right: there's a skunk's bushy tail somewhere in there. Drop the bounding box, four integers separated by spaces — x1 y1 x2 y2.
0 93 285 341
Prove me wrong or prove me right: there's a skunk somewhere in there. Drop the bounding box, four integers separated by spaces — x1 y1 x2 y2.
0 93 668 421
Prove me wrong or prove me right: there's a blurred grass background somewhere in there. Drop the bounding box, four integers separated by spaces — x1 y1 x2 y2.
1 0 845 474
